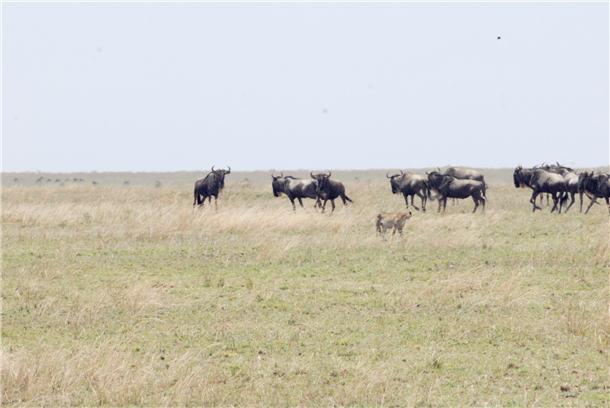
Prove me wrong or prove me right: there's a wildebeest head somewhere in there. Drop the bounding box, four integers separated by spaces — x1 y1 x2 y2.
513 166 523 188
578 171 596 193
210 165 231 190
311 171 331 193
271 172 284 197
386 171 403 194
426 171 446 189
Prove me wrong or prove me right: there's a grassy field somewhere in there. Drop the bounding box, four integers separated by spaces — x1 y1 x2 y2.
2 170 608 406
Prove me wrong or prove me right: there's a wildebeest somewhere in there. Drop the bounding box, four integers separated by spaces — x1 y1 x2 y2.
542 163 579 212
271 173 321 211
427 171 486 213
443 167 487 197
193 166 231 209
513 166 568 213
376 211 412 238
310 172 353 213
386 171 428 211
578 171 610 214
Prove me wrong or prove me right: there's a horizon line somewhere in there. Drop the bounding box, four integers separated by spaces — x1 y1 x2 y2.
2 164 609 174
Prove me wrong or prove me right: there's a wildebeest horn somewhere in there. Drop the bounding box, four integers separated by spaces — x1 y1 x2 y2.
326 171 331 177
310 172 316 179
226 166 231 174
400 169 404 175
386 172 391 178
211 165 215 172
436 167 441 172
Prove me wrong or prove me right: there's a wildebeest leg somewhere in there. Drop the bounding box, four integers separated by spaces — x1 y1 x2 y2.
420 191 427 212
471 196 479 213
564 192 575 213
437 197 443 213
550 193 559 213
442 197 448 213
289 198 296 211
330 199 336 213
606 197 610 213
579 192 584 212
480 195 486 213
297 197 304 208
584 196 597 214
403 194 410 209
321 199 328 213
530 191 541 212
213 195 218 211
410 194 420 211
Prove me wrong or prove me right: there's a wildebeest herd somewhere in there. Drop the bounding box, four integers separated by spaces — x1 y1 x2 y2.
513 162 610 214
194 163 610 218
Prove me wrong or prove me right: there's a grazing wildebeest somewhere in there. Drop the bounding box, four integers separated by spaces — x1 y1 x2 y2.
376 211 412 238
579 172 610 214
310 172 353 213
271 173 321 211
427 171 486 213
193 166 231 209
513 166 568 213
386 171 428 211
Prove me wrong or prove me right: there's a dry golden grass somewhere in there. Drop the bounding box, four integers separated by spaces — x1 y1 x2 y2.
2 172 609 406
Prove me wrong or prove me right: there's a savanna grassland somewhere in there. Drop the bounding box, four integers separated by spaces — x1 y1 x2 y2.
2 170 608 406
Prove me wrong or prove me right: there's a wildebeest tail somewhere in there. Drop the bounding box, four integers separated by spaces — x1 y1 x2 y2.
344 194 353 203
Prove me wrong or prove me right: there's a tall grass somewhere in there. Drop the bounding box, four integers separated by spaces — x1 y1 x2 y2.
2 174 608 406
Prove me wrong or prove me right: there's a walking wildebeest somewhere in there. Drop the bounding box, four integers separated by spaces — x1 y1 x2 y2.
513 166 568 213
271 173 321 211
193 166 231 209
578 172 610 214
427 171 486 213
542 163 579 212
376 211 412 238
386 171 428 211
310 172 353 213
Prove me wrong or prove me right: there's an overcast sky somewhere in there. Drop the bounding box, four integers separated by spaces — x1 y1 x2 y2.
3 3 608 172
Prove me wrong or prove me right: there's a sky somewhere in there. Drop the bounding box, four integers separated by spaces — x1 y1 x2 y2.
2 3 608 172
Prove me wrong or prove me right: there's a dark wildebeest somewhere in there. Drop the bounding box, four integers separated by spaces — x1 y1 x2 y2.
271 173 321 211
427 171 486 213
386 171 428 212
443 167 487 197
193 166 231 209
579 172 610 214
542 163 579 212
310 172 353 213
513 166 568 213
